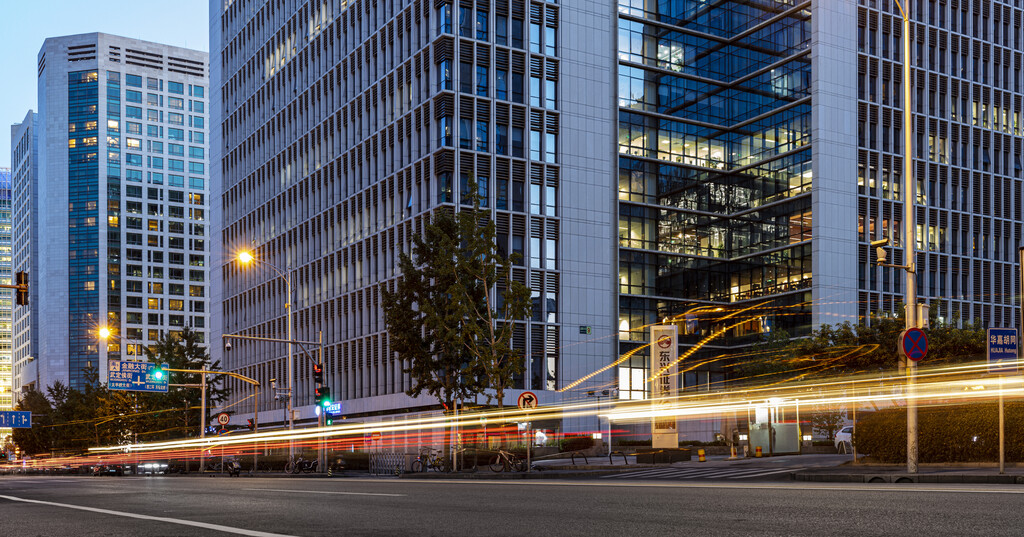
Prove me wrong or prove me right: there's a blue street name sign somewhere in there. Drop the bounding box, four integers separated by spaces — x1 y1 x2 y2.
107 359 169 393
987 328 1019 374
0 411 32 428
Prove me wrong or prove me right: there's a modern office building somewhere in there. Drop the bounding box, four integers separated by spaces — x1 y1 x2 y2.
0 167 11 443
11 113 37 403
212 0 1024 426
13 34 210 395
210 0 616 424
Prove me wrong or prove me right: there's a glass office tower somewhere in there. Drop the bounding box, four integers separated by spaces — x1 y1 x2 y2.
14 34 210 394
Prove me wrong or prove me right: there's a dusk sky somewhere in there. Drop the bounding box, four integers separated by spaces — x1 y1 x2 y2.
0 0 209 168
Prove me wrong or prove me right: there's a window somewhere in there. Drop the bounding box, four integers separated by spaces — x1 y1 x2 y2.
189 146 204 159
126 185 142 198
460 62 473 93
439 59 452 90
168 97 184 109
189 177 205 189
168 113 184 125
169 159 184 172
530 22 542 53
439 3 452 34
476 121 488 152
126 74 142 87
191 100 205 113
496 125 508 155
545 133 556 163
459 6 472 37
168 81 184 94
476 10 488 40
545 79 556 109
188 162 204 174
545 26 556 56
126 90 142 103
191 116 204 129
147 93 161 106
476 66 488 97
190 85 204 98
496 70 508 100
126 122 142 134
169 174 184 187
126 137 141 149
168 128 184 141
511 18 524 48
147 125 161 137
530 76 541 107
512 73 524 103
169 144 184 156
439 116 452 146
496 15 508 45
512 127 524 158
147 109 160 122
126 106 142 119
530 130 542 160
126 154 142 166
460 118 473 148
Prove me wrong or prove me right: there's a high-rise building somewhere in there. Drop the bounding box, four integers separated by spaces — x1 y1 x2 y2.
11 112 38 402
13 34 210 395
0 166 11 444
210 0 616 425
212 0 1024 428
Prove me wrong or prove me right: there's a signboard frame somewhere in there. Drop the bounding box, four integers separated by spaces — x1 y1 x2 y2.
650 324 679 449
107 359 169 393
0 411 32 428
987 328 1019 374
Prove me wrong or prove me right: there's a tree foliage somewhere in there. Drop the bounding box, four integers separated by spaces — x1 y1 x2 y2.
383 183 532 413
11 327 229 455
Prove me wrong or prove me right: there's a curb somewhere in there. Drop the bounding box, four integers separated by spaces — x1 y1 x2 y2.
794 473 1024 484
398 469 629 480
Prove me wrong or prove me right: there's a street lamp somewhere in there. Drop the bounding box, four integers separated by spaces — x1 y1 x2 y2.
236 250 295 454
865 0 918 474
98 326 144 361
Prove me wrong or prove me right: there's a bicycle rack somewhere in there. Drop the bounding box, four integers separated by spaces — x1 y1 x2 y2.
571 451 589 465
609 451 628 465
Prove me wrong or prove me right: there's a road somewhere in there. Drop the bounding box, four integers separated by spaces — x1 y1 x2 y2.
3 474 1024 536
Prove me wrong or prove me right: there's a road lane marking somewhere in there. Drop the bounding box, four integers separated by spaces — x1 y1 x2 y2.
0 494 297 537
244 488 406 497
726 468 805 479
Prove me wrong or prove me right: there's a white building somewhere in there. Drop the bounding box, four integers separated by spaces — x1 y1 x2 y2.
12 33 210 397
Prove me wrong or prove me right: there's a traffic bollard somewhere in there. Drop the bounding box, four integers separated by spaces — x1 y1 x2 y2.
755 446 762 457
697 449 706 462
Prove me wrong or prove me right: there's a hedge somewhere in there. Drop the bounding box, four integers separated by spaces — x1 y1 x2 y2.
855 402 1024 463
559 436 594 452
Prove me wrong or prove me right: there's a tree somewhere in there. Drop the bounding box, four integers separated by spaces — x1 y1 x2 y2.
144 326 229 441
383 183 532 452
12 387 53 456
455 208 532 409
811 404 846 441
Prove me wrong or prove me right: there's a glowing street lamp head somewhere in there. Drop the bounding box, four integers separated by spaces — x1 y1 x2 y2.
237 251 254 264
99 327 112 339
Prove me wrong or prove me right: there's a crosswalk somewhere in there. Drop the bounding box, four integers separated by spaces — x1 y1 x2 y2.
601 465 804 481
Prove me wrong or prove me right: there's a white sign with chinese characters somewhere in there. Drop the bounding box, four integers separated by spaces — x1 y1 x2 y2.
650 324 679 449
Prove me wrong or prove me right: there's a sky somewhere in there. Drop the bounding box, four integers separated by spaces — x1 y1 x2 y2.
0 0 209 169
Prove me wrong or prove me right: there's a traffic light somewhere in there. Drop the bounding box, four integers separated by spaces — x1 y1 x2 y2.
15 271 27 306
152 363 167 380
247 418 255 431
315 386 332 408
324 414 333 426
312 363 324 384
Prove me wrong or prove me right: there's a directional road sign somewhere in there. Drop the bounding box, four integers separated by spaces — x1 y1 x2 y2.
987 328 1019 373
107 359 169 393
899 328 928 362
0 411 31 428
517 391 538 410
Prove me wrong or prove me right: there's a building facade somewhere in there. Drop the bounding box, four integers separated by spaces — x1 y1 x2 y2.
0 167 11 444
212 0 1024 427
11 112 38 402
13 34 210 395
210 0 617 424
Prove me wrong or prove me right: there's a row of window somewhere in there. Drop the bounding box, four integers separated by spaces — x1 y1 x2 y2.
123 107 205 128
438 6 557 54
123 90 204 112
114 71 204 98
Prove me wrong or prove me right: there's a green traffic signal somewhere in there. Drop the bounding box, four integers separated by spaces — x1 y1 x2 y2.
152 363 167 380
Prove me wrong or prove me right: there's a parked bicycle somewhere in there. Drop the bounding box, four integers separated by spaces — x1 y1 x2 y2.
284 456 318 474
411 448 450 473
489 449 526 473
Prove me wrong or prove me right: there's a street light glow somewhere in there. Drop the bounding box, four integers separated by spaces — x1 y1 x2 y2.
99 327 111 339
237 251 254 264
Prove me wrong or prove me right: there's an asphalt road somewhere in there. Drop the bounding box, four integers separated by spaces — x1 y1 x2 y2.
3 474 1024 536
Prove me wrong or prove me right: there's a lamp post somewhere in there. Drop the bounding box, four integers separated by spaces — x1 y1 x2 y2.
98 326 144 362
870 0 918 474
236 250 295 458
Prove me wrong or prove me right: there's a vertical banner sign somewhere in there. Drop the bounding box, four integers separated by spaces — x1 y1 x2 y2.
650 324 679 449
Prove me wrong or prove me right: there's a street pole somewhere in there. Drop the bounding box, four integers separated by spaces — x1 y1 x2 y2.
999 376 1005 474
200 371 207 471
894 0 918 475
285 269 294 462
254 387 259 473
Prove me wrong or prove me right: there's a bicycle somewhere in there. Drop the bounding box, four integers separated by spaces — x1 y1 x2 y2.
489 449 526 473
284 456 318 474
411 448 450 473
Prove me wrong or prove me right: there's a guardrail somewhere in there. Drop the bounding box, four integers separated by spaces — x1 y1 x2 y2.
609 451 628 465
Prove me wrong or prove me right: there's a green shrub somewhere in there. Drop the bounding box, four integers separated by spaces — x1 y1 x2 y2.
855 402 1024 463
559 436 594 452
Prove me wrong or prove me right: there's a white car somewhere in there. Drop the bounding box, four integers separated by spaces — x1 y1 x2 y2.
834 426 854 450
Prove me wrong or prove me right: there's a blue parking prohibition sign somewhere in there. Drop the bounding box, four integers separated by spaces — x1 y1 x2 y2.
900 328 928 362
